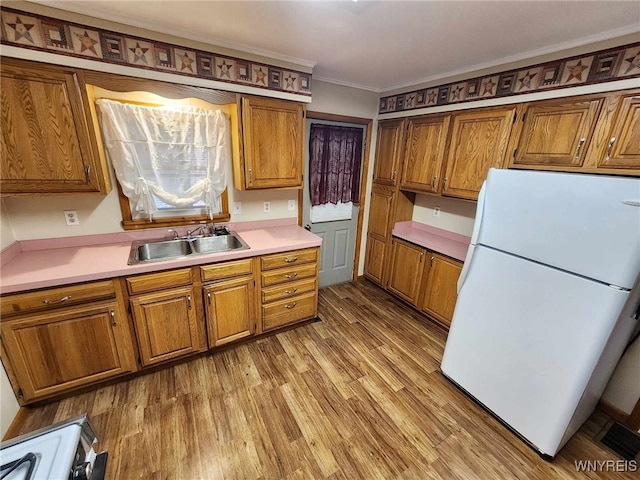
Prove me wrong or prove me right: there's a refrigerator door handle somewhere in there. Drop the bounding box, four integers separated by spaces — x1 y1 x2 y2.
457 180 488 293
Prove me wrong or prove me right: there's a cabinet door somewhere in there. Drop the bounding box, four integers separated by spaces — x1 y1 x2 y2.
241 96 304 189
0 301 136 403
513 97 603 168
0 59 104 194
596 93 640 170
420 254 462 328
443 107 516 200
130 286 205 367
373 119 405 186
367 186 394 238
364 234 387 285
387 238 426 305
401 115 450 193
204 277 255 347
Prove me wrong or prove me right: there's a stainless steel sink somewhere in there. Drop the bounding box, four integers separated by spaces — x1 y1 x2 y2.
128 233 249 264
191 234 248 254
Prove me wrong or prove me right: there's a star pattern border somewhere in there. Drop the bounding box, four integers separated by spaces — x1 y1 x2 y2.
0 7 311 97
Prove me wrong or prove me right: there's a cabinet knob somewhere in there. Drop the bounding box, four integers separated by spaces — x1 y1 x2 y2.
248 168 253 183
574 138 586 161
604 137 616 162
284 302 297 309
43 295 71 305
391 170 397 182
432 175 437 188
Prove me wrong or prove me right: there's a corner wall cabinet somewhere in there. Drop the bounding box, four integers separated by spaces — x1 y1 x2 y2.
234 95 305 189
509 89 640 174
0 280 137 404
0 58 110 195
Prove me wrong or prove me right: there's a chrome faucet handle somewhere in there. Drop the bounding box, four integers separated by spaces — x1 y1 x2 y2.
186 226 205 238
167 229 179 240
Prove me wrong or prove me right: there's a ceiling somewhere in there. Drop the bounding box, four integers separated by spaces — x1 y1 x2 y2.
30 1 640 92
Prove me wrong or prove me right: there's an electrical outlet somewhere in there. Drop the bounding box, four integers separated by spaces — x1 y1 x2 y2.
433 207 441 217
64 210 80 226
263 201 271 213
288 200 296 211
233 202 242 215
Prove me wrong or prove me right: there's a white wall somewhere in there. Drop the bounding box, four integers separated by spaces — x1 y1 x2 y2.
603 336 640 416
412 194 476 237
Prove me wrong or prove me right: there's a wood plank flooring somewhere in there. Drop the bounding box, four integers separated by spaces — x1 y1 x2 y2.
14 280 635 479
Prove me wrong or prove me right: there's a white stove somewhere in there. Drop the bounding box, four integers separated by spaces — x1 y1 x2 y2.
0 415 106 480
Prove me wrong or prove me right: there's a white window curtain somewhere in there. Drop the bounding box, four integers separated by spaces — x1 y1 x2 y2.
96 99 229 219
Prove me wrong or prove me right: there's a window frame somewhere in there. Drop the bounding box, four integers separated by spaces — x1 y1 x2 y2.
84 71 235 230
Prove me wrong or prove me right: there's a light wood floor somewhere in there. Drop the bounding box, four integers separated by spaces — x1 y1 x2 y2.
15 280 634 479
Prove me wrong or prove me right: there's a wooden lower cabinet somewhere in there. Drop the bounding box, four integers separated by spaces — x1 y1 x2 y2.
0 300 137 403
204 276 256 347
260 248 319 332
387 238 425 306
130 286 206 367
420 253 463 328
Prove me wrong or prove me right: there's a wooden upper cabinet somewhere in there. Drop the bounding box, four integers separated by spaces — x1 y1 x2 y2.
400 115 451 194
387 238 426 306
592 92 640 170
512 97 603 168
373 119 406 186
420 253 462 328
0 58 109 195
130 286 206 367
237 95 304 189
0 300 137 403
443 106 518 200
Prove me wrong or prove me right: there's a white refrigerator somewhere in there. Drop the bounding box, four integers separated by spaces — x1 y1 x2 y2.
441 168 640 458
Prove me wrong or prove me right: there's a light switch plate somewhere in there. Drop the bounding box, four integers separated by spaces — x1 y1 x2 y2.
233 202 242 215
288 200 296 211
64 210 80 226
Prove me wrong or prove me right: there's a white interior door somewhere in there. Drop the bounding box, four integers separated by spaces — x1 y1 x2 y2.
303 118 365 288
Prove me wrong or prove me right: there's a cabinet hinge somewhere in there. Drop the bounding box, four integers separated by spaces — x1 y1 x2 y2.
522 112 527 122
512 112 517 124
513 148 518 158
253 280 256 287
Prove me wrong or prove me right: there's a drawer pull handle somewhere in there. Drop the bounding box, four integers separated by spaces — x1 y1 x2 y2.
284 302 297 309
431 175 437 188
110 310 117 326
284 257 298 263
187 295 192 310
574 138 586 160
43 295 71 305
604 136 616 162
207 292 211 305
284 273 298 279
284 288 298 295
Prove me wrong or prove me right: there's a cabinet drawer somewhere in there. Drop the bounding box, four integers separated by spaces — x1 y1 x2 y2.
200 258 253 282
262 291 317 331
261 248 318 271
261 263 317 287
1 280 115 317
126 269 192 295
261 277 316 304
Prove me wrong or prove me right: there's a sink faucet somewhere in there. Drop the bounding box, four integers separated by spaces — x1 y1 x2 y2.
167 229 179 240
186 225 205 238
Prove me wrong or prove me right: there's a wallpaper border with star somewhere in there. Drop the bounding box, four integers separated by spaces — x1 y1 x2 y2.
379 42 640 114
0 7 312 97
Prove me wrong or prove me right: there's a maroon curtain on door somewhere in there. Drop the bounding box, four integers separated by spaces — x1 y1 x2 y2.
309 123 363 207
